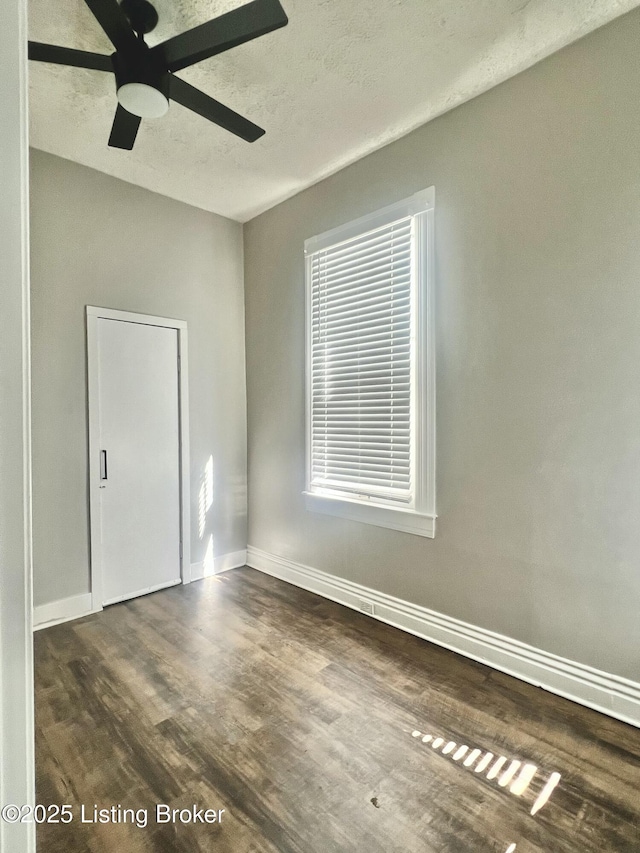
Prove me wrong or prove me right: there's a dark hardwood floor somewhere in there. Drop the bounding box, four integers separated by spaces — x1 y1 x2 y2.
35 567 640 852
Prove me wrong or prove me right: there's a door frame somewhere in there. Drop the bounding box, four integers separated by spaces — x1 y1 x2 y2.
1 0 35 847
86 306 191 613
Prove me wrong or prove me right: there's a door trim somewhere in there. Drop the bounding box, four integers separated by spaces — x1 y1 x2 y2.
1 0 36 846
86 306 191 613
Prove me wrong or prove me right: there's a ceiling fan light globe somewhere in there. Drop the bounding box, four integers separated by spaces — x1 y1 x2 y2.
117 83 169 119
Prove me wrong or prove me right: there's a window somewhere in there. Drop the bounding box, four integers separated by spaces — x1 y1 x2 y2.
304 188 436 537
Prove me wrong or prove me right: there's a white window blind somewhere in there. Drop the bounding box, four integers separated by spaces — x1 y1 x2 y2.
309 216 415 504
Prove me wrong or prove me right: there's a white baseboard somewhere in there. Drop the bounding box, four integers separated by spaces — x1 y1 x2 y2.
33 549 248 630
190 549 247 581
33 593 95 631
246 546 640 729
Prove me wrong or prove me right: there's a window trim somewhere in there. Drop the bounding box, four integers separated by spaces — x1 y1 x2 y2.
303 188 436 538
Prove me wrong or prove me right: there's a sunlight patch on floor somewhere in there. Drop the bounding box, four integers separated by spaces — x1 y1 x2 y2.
408 727 561 816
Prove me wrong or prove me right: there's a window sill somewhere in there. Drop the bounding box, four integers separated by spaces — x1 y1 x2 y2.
303 492 436 538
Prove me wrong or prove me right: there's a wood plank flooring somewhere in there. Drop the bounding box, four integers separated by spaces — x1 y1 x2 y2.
35 567 640 852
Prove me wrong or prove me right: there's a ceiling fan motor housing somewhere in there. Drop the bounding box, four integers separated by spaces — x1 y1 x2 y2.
112 49 169 117
119 0 159 35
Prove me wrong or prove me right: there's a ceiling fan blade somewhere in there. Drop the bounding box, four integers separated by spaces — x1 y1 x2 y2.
28 42 113 72
108 104 141 149
152 0 288 73
83 0 139 56
169 76 265 142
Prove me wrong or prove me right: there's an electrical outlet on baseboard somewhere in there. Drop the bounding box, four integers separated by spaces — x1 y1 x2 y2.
359 599 375 616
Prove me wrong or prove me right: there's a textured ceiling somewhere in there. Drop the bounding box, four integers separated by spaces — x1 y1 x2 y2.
29 0 640 222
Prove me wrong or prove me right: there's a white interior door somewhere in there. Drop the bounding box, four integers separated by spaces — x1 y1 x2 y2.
97 317 181 606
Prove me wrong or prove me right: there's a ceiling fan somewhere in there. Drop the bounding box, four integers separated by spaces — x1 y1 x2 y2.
28 0 288 149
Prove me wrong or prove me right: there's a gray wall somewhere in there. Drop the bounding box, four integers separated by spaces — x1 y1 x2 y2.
30 150 247 608
244 9 640 682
